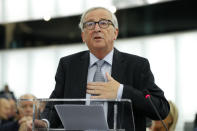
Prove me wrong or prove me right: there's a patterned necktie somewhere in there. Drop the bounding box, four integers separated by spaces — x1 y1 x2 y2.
93 60 105 82
92 60 105 99
92 60 108 118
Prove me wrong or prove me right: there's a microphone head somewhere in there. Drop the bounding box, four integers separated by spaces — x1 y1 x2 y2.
143 89 151 99
145 94 150 99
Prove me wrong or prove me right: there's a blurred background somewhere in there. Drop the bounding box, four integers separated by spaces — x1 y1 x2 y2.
0 0 197 130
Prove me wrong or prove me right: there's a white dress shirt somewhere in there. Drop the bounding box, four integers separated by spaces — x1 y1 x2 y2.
86 49 123 112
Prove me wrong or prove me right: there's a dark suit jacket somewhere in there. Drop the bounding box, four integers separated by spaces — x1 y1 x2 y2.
0 120 19 131
42 48 169 131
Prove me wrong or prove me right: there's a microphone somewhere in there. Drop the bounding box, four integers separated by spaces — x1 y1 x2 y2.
144 90 168 131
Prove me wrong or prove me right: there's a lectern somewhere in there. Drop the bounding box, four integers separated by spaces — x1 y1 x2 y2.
18 99 135 131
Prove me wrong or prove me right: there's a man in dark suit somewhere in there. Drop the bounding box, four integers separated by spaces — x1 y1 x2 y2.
29 7 170 131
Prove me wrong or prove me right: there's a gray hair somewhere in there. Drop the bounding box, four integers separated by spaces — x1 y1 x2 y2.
19 94 37 99
79 7 119 31
18 94 37 106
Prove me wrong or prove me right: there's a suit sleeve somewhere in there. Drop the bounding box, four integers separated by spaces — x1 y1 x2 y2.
41 58 66 128
50 58 66 98
122 58 170 120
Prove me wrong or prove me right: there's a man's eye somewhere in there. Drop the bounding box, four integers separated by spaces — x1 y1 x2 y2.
86 22 94 26
99 21 108 25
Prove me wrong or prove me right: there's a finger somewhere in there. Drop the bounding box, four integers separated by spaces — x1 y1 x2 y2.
90 95 104 99
87 82 105 86
87 84 104 90
18 118 26 124
27 122 33 131
87 89 102 95
18 119 23 124
106 72 113 81
87 89 101 95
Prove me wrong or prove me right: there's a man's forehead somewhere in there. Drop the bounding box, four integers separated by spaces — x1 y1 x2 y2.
20 95 35 99
84 9 112 21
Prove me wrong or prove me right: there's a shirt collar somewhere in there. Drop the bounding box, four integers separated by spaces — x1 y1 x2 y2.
89 49 114 67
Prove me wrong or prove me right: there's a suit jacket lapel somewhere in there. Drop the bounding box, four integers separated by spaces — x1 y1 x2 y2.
74 49 126 99
72 51 89 98
111 48 126 83
108 48 127 126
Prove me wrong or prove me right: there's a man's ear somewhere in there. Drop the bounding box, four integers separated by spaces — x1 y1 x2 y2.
114 28 119 40
81 32 85 43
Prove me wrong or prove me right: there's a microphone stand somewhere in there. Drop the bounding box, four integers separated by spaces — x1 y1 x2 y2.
145 94 168 131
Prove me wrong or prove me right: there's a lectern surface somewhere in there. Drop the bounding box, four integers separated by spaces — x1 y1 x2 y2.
55 104 109 130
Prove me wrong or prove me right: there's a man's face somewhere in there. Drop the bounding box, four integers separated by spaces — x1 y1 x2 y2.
19 95 36 117
20 101 34 117
0 99 11 119
8 99 17 118
81 9 118 55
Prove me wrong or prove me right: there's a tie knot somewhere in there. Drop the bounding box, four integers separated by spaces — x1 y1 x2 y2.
95 60 105 68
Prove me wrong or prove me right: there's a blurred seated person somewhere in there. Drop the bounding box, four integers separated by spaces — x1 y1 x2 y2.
6 98 17 122
0 84 16 100
0 94 37 131
149 100 178 131
0 98 11 123
0 97 17 121
0 98 19 131
18 94 38 131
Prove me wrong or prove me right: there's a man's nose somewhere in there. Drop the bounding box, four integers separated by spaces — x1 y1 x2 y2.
94 23 101 31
